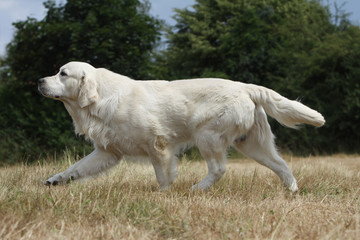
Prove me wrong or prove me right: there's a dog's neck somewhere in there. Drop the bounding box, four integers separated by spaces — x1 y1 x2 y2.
62 96 120 149
62 100 88 136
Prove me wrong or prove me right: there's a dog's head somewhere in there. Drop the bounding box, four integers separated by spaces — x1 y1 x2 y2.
38 61 99 108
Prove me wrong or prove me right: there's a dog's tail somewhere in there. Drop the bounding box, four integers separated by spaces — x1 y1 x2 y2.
245 84 325 129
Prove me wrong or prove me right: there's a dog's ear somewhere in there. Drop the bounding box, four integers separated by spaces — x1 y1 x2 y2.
78 71 99 108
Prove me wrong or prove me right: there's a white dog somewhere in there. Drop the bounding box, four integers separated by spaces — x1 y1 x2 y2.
38 61 325 191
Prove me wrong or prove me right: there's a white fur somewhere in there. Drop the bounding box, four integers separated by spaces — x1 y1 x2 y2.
39 61 325 191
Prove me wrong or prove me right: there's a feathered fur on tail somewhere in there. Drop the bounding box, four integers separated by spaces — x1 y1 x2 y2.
245 84 325 129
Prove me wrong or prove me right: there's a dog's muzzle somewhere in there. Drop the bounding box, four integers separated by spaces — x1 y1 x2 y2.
38 78 60 99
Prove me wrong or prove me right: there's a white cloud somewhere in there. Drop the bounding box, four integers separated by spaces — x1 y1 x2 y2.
0 0 47 56
0 0 15 10
149 0 194 25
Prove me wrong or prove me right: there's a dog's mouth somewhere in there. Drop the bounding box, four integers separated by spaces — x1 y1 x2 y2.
38 85 61 99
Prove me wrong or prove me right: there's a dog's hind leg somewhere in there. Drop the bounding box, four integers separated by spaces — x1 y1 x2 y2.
192 131 227 190
233 107 298 192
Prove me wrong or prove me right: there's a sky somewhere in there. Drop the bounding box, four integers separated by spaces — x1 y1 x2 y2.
0 0 359 56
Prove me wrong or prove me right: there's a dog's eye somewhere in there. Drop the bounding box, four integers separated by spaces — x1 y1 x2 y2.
60 71 68 77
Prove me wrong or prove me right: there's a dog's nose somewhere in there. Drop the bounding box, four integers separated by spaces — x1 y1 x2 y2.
38 78 45 84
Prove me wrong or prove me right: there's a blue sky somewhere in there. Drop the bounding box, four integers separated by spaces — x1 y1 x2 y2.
0 0 359 56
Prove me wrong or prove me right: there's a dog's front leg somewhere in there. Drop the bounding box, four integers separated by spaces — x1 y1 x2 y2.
45 148 121 185
150 154 178 190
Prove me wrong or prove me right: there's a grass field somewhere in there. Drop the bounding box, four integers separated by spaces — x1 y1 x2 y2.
1 154 360 239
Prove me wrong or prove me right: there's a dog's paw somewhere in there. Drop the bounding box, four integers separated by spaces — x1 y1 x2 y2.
288 182 299 192
191 182 209 191
44 174 67 186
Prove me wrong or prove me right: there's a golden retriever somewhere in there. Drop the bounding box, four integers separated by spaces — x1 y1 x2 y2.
38 61 325 191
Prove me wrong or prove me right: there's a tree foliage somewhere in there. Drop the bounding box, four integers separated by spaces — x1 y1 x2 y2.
0 0 161 164
159 0 360 154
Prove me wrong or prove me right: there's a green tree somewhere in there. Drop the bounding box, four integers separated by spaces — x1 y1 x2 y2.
0 0 161 164
160 0 360 153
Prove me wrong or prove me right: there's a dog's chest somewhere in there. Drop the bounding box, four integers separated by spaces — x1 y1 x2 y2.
88 119 148 156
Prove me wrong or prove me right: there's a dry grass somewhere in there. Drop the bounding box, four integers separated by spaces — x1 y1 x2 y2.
1 154 360 239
